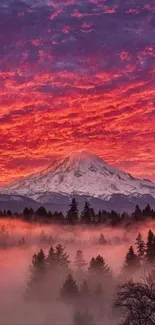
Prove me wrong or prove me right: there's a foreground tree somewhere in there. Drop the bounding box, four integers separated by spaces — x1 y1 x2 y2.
60 274 79 301
146 230 155 263
115 271 155 325
55 244 70 270
123 246 140 272
26 249 46 300
135 232 145 261
46 245 56 269
88 255 111 277
74 250 87 270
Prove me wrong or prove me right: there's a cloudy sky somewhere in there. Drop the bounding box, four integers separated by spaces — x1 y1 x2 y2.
0 0 155 184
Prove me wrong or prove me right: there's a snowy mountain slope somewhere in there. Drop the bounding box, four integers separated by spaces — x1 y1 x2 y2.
1 151 155 201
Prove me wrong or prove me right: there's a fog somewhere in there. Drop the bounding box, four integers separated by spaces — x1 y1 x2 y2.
0 218 155 325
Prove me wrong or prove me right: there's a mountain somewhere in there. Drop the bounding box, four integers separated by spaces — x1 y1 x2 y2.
0 194 40 213
1 151 155 211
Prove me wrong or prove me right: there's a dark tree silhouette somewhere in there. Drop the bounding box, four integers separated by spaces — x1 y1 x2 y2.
115 272 155 325
26 249 46 300
74 249 87 270
146 230 155 263
60 274 79 301
80 201 93 224
46 245 56 268
123 246 140 272
143 204 153 217
88 255 111 277
135 232 145 261
66 198 79 224
55 244 70 270
23 207 34 221
133 205 142 221
35 206 47 217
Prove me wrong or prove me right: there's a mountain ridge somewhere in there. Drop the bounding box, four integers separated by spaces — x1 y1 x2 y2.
1 151 155 202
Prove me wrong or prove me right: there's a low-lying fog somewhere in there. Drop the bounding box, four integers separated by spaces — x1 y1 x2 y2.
0 218 155 325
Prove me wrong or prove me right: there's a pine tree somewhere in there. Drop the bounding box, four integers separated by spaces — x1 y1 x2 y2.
23 207 33 221
7 210 12 217
74 250 87 270
35 206 47 217
80 201 95 224
60 274 79 301
123 246 140 271
146 230 155 263
143 204 152 217
88 255 111 277
66 198 79 224
26 249 46 300
46 245 56 268
133 205 142 221
135 232 145 261
96 210 102 223
55 244 70 270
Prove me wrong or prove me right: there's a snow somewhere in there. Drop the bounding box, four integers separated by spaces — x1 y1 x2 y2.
1 151 155 201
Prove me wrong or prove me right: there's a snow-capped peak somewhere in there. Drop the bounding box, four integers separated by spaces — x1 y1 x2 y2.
1 151 155 201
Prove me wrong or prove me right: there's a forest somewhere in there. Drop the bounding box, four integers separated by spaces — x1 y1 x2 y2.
1 199 155 324
1 198 155 227
24 229 155 325
0 213 155 324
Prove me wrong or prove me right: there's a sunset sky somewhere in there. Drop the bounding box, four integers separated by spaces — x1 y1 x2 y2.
0 0 155 185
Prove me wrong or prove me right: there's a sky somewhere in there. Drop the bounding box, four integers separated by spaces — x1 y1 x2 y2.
0 0 155 185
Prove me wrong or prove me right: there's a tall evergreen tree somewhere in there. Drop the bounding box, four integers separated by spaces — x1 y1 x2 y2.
88 255 111 277
55 244 70 270
96 210 102 224
146 230 155 263
23 207 34 221
143 204 152 217
66 198 79 224
60 274 79 301
123 246 140 271
80 201 92 224
46 245 56 268
26 249 46 300
74 250 87 270
135 232 145 261
35 206 47 217
133 205 142 221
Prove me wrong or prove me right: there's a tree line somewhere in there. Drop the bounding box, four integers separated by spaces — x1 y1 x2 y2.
1 198 155 226
25 228 155 325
